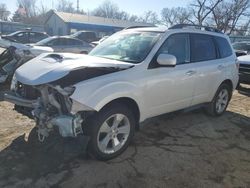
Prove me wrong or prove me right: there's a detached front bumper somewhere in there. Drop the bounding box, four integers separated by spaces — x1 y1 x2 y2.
4 91 38 108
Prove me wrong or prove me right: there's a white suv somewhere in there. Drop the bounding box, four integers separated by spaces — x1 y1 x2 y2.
5 24 239 160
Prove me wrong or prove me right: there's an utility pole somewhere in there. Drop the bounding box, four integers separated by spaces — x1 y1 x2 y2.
77 0 79 13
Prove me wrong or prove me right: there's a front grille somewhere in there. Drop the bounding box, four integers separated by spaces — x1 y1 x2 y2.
239 64 250 73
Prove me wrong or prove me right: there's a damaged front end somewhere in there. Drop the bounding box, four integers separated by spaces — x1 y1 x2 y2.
5 84 93 142
4 52 134 143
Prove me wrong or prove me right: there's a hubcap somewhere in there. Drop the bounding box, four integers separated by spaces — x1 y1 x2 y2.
97 114 130 154
215 89 229 114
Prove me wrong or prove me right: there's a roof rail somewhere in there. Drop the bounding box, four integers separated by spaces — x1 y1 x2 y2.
169 24 222 33
124 25 155 30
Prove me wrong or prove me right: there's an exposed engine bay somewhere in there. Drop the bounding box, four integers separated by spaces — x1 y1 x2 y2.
5 83 90 142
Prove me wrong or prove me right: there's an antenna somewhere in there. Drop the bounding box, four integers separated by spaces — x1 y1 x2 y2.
77 0 79 13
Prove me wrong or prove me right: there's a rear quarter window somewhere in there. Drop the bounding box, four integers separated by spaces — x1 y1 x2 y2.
215 36 233 58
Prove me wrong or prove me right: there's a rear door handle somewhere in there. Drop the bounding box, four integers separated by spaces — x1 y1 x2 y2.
186 70 196 76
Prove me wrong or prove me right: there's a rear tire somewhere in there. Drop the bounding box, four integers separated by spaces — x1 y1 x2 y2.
206 83 232 116
85 104 135 161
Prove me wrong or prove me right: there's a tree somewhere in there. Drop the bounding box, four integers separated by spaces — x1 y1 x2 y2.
12 5 27 22
161 7 192 27
38 1 49 16
115 11 130 20
139 11 159 24
129 15 140 22
190 0 223 25
0 3 10 21
212 0 250 34
56 0 76 13
92 0 120 19
17 0 37 17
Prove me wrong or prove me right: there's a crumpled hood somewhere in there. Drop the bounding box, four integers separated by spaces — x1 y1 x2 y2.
238 55 250 65
15 53 134 85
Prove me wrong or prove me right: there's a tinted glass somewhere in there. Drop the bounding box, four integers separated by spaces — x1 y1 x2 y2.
29 32 46 43
67 38 82 45
215 37 233 58
191 34 216 62
15 32 28 42
52 39 62 46
157 34 190 64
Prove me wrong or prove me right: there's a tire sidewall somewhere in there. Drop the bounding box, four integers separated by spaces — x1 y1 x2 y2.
86 104 135 160
212 84 231 116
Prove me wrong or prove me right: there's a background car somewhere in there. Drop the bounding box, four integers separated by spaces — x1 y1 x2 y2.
71 31 100 43
35 36 94 54
232 41 250 57
237 55 250 85
1 30 49 44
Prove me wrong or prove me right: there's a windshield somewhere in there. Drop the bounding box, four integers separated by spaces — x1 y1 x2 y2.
89 31 162 64
233 42 250 51
36 37 54 45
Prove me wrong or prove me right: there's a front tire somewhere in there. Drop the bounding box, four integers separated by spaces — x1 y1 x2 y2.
85 104 135 161
206 83 232 116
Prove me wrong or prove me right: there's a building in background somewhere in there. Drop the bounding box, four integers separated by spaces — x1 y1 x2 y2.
44 11 154 37
0 21 44 35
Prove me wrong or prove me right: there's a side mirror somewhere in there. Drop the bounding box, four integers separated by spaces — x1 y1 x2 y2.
157 54 177 67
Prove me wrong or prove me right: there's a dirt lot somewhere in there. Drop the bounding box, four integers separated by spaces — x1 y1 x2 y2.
0 86 249 188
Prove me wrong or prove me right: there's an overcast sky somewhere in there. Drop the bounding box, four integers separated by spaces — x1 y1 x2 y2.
5 0 190 16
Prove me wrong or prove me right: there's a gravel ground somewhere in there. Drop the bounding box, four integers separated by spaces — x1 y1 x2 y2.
0 86 249 188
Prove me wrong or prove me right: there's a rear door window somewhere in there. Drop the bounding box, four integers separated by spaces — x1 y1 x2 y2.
190 34 217 62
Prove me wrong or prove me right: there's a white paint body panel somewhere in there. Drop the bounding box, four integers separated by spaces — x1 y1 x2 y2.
14 28 239 122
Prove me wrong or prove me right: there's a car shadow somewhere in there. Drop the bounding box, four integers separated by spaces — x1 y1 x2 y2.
0 110 249 187
237 84 250 97
0 129 89 186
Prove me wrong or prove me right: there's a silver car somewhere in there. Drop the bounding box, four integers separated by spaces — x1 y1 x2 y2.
35 36 94 54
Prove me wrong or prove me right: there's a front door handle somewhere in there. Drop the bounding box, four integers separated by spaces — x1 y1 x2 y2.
218 65 225 70
186 70 196 76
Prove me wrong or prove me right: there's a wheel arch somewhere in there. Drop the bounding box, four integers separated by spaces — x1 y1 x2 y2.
221 79 233 92
99 97 140 130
